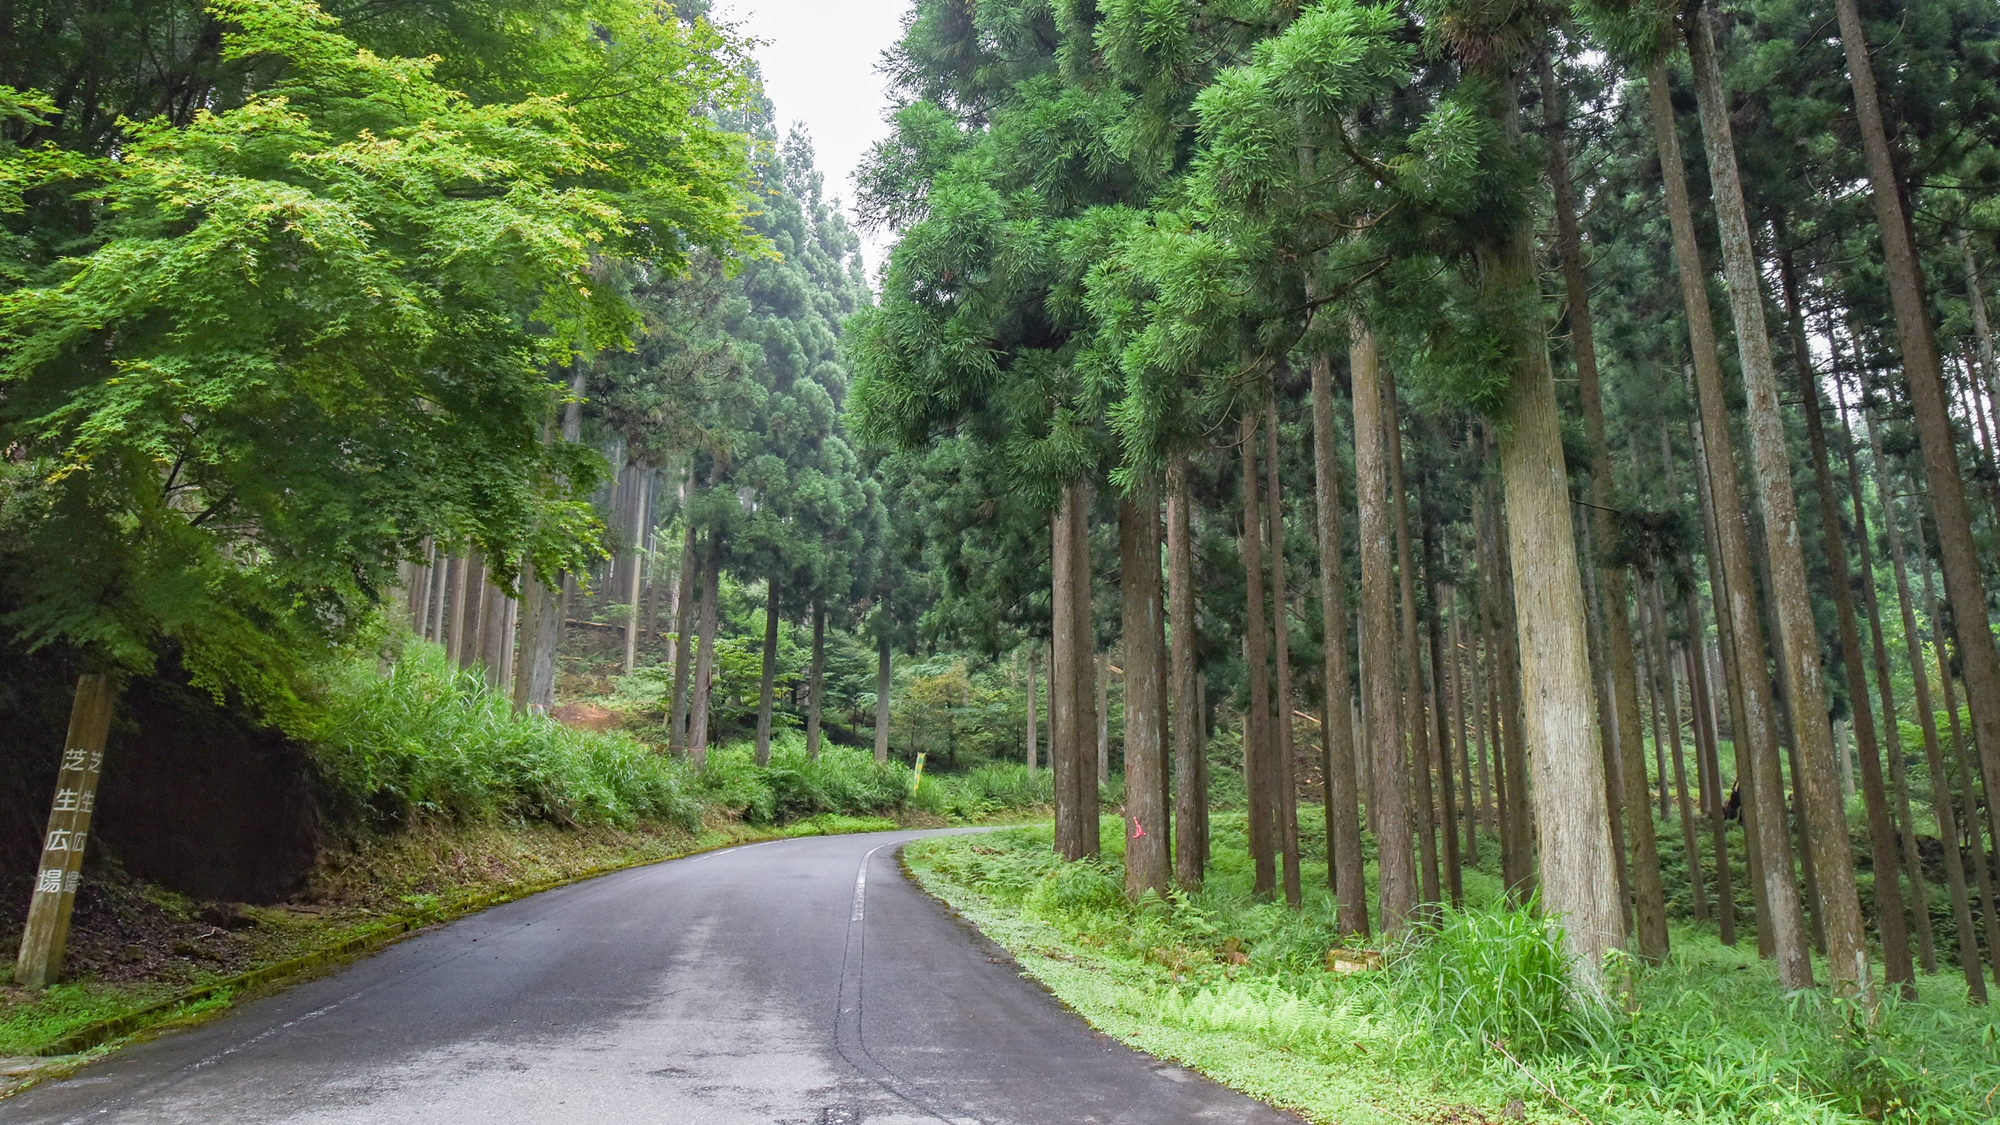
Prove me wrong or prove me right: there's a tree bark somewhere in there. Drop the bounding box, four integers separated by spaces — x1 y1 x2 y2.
1384 368 1440 909
623 468 653 674
1484 222 1625 988
1651 58 1811 988
1921 524 2000 993
1545 50 1660 958
1054 480 1099 859
1025 643 1040 771
755 580 781 767
1097 650 1110 785
1866 408 1944 976
1832 0 2000 885
1311 354 1367 934
688 528 723 769
1649 579 1706 922
1354 321 1415 932
1264 390 1303 907
1241 407 1279 898
806 601 827 759
1168 452 1207 889
1122 485 1170 900
874 624 892 764
1686 8 1862 993
1788 266 1917 986
668 523 700 751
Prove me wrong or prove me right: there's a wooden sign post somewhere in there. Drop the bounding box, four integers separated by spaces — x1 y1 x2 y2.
15 675 116 989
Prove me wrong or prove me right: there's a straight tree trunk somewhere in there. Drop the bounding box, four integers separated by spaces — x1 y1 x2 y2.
1265 392 1304 907
1650 580 1707 922
1694 416 1778 956
1026 643 1040 771
1097 651 1110 786
1788 266 1917 986
1687 9 1862 993
447 553 471 667
1311 359 1367 933
1867 408 1945 975
668 523 700 751
1054 480 1099 859
1832 0 2000 883
1122 486 1170 899
1546 51 1661 958
1429 572 1464 909
1687 628 1737 944
1904 514 1985 998
1354 321 1415 932
874 624 892 764
624 468 652 675
1921 527 2000 991
1651 59 1811 988
1168 453 1208 888
806 602 828 759
513 559 560 716
1384 369 1440 909
1241 407 1279 898
755 580 781 767
1484 220 1625 988
688 529 724 769
481 571 508 686
1581 514 1635 937
1453 611 1478 864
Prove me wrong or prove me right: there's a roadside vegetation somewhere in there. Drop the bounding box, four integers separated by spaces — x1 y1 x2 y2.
909 822 2000 1125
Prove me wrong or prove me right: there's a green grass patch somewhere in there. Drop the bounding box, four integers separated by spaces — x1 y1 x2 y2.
906 816 2000 1125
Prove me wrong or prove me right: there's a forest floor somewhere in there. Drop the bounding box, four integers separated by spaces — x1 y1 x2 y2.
0 808 932 1096
906 818 2000 1125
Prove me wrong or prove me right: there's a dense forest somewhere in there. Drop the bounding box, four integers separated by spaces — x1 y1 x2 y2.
6 0 2000 1118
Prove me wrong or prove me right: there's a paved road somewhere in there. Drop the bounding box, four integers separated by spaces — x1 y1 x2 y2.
4 830 1296 1124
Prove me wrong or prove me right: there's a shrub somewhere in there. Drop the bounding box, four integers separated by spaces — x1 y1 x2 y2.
311 640 702 830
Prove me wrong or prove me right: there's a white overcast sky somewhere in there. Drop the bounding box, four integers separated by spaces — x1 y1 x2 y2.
717 0 911 282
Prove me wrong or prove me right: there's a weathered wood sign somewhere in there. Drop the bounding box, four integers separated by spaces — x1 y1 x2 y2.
16 675 116 989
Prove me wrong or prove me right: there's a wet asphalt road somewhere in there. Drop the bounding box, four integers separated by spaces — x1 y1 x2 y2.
2 829 1297 1124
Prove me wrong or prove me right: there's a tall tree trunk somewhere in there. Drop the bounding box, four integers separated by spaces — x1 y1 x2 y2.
755 580 781 767
1312 357 1367 933
623 468 653 674
1026 643 1040 771
1453 611 1478 865
1241 407 1279 898
1649 579 1706 922
1265 392 1304 907
1122 485 1170 900
1651 59 1811 988
1054 480 1099 859
806 601 827 760
1581 513 1635 937
1921 526 2000 991
1787 263 1917 986
1484 220 1625 988
1905 515 1985 997
1097 651 1111 785
874 624 892 764
1545 51 1660 959
1694 416 1778 957
1832 0 2000 880
514 559 561 716
446 553 471 666
1686 9 1862 993
1169 453 1208 889
1867 408 1945 975
668 523 700 751
1687 623 1737 943
1354 321 1415 932
1385 369 1441 909
1429 571 1464 909
688 528 724 769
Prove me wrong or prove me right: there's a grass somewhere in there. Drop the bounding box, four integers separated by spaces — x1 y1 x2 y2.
905 814 2000 1125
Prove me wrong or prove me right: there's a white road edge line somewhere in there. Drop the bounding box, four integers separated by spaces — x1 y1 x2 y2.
852 843 891 923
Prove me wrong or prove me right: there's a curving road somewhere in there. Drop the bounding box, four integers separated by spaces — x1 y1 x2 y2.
3 829 1296 1124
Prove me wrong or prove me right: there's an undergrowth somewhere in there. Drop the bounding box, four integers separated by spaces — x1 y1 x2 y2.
907 817 2000 1125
